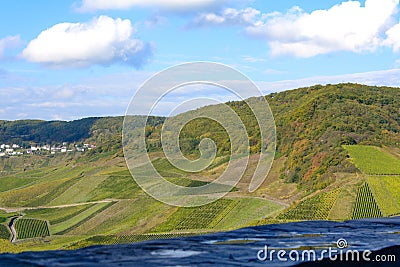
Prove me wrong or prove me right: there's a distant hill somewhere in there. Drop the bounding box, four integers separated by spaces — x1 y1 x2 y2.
0 117 100 145
1 83 399 191
0 116 164 150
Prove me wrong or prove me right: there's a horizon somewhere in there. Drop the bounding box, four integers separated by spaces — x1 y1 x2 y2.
1 81 400 122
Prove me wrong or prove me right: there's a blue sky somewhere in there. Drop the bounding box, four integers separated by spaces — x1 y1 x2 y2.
1 0 400 120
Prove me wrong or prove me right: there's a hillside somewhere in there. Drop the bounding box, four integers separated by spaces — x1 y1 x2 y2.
105 83 399 190
6 83 397 189
269 83 399 188
0 83 399 252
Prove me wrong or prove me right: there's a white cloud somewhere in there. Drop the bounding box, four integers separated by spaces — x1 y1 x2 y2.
262 68 285 75
2 67 400 121
76 0 221 12
0 35 21 58
21 16 153 68
192 0 400 58
247 0 399 57
384 23 400 51
54 88 75 99
257 68 400 94
242 55 266 63
145 15 168 28
191 7 260 26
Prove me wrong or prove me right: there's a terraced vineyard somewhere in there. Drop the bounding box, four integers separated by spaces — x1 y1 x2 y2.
367 176 400 216
213 198 284 230
277 189 341 221
15 218 50 239
152 199 238 232
51 202 115 235
343 145 400 218
351 183 382 219
344 145 400 175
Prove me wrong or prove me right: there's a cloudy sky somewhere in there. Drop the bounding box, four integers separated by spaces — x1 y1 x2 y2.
1 0 400 120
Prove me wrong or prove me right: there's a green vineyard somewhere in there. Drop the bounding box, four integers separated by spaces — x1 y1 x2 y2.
0 224 10 240
367 176 400 216
67 233 196 250
24 204 96 225
351 183 382 219
213 198 284 230
152 199 237 232
277 189 341 221
381 176 400 204
344 145 400 175
52 202 114 235
15 218 50 239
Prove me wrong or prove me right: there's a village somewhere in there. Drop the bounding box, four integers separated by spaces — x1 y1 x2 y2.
0 143 96 157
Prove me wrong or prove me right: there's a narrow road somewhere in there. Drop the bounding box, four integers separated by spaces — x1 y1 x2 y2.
8 215 22 243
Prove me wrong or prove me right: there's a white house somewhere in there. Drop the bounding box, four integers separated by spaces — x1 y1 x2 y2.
12 144 19 149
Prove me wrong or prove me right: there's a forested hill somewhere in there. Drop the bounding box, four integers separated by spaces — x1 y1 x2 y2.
0 117 101 145
0 116 164 148
1 83 399 190
268 83 399 189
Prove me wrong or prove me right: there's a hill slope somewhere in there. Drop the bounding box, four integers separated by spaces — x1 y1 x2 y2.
0 83 399 252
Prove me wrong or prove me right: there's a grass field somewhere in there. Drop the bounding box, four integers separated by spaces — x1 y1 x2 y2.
51 202 115 234
344 145 400 175
0 180 68 207
64 196 172 236
15 218 50 239
0 211 17 223
48 176 109 205
24 204 96 225
0 224 10 240
0 163 107 207
88 171 141 201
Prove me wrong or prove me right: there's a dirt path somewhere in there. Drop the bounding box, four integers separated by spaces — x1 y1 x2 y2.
8 215 22 243
0 199 119 213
